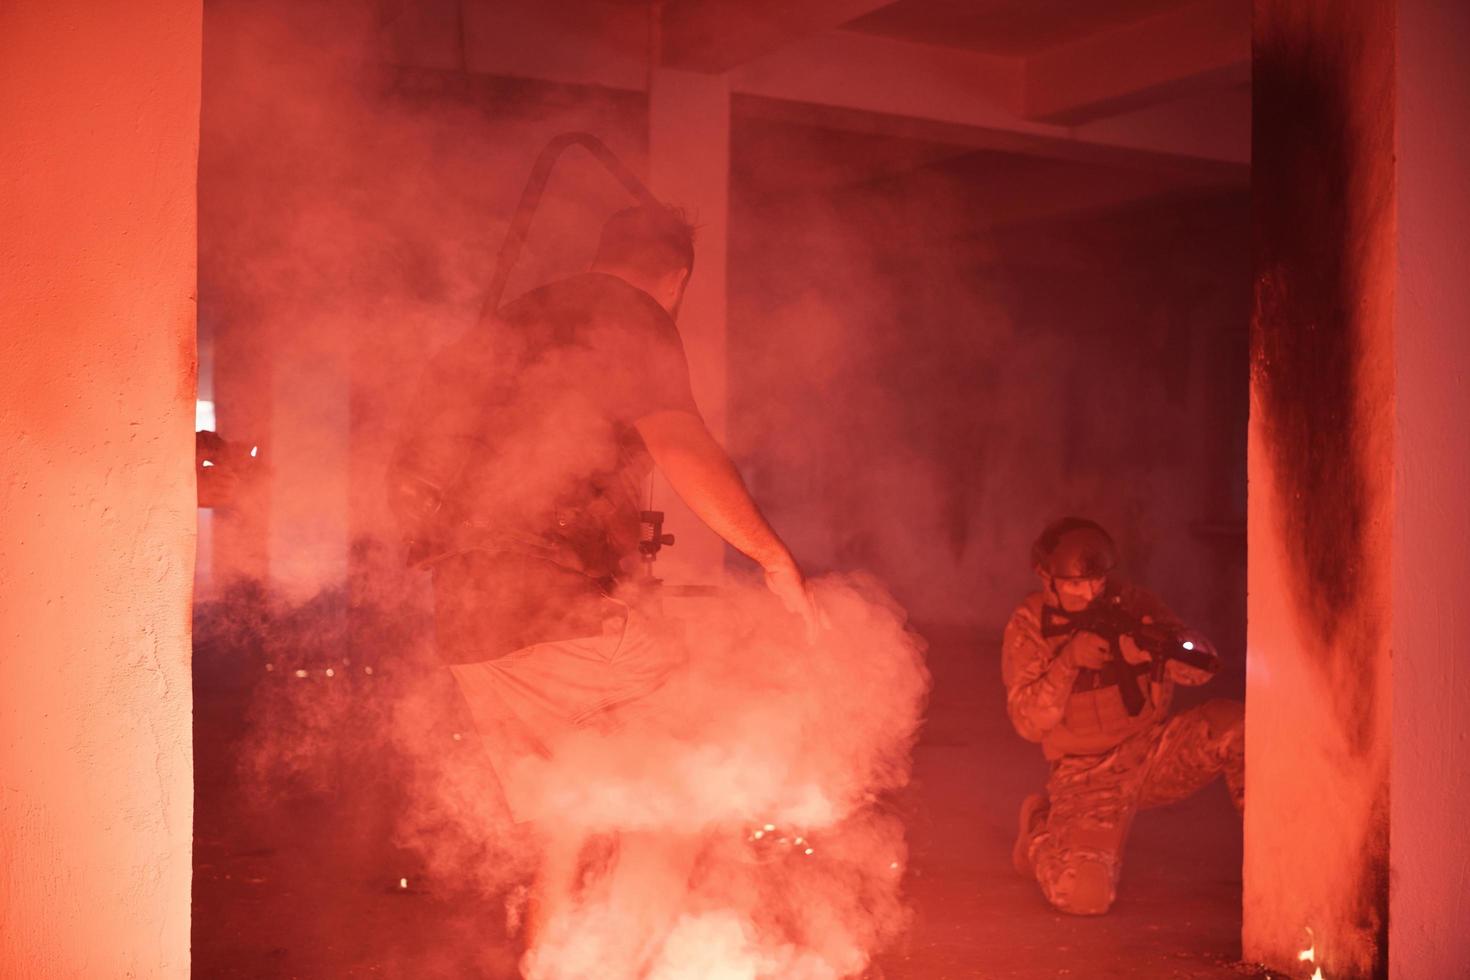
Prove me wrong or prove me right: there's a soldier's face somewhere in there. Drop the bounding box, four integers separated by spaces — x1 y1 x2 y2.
1045 574 1106 611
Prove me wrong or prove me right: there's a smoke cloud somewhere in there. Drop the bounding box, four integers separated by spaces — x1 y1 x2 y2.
491 574 927 978
223 570 928 976
196 1 1247 975
199 5 931 976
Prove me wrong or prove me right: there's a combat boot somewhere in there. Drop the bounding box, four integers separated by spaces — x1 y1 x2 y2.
1012 792 1049 876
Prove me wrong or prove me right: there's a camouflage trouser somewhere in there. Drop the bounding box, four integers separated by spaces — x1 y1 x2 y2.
1025 699 1244 915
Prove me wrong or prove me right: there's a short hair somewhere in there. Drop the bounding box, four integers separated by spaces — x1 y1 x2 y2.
593 205 695 280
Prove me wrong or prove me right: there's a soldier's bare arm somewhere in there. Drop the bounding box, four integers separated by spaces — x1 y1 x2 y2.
635 408 823 640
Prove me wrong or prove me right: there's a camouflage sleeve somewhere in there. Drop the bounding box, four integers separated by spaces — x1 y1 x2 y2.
1000 604 1079 742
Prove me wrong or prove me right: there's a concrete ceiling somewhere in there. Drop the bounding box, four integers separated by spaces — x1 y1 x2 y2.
657 0 1249 145
383 0 1251 197
730 102 1240 221
845 0 1209 57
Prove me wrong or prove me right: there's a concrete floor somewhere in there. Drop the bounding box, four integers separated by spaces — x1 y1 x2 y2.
871 627 1262 980
193 620 1268 979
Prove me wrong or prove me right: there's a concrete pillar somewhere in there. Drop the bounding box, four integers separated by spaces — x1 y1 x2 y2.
1391 1 1470 974
648 68 732 586
0 1 199 976
1247 1 1470 975
267 320 352 599
1244 1 1394 976
200 0 353 602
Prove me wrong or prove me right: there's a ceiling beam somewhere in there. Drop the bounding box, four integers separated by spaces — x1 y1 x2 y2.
730 29 1247 169
382 3 1249 170
730 30 1025 137
1023 0 1249 125
658 0 896 74
734 95 1247 185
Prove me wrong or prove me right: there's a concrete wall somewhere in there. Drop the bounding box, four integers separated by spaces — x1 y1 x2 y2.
0 1 199 976
729 161 1250 641
1244 1 1394 975
1391 1 1470 973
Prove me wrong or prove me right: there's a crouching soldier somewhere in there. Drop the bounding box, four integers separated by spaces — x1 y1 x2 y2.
1002 517 1244 915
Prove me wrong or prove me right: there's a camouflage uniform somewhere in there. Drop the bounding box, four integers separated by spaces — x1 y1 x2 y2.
1001 584 1244 915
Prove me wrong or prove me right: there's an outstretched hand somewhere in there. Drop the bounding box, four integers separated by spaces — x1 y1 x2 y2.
763 560 829 645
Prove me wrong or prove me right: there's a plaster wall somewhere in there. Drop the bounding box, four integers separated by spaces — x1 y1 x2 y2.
1391 0 1470 972
1244 1 1394 974
0 1 199 976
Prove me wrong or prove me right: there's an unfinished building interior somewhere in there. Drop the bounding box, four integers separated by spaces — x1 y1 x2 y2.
3 1 1467 978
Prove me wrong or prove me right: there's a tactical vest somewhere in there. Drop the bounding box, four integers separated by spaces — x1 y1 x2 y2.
1042 664 1171 759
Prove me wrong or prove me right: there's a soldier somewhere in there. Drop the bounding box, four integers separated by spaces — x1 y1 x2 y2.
389 204 821 966
1002 517 1244 915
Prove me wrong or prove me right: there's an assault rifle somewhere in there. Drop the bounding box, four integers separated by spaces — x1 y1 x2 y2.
1039 592 1220 716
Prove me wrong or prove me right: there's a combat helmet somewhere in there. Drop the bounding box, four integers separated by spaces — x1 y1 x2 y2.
1030 517 1118 579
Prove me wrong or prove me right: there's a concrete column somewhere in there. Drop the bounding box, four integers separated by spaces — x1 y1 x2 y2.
1244 2 1394 976
200 1 355 602
648 68 731 586
1248 2 1470 976
267 319 352 599
0 1 199 976
1391 1 1470 974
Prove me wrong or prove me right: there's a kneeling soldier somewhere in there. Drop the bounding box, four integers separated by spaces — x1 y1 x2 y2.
1002 517 1244 915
